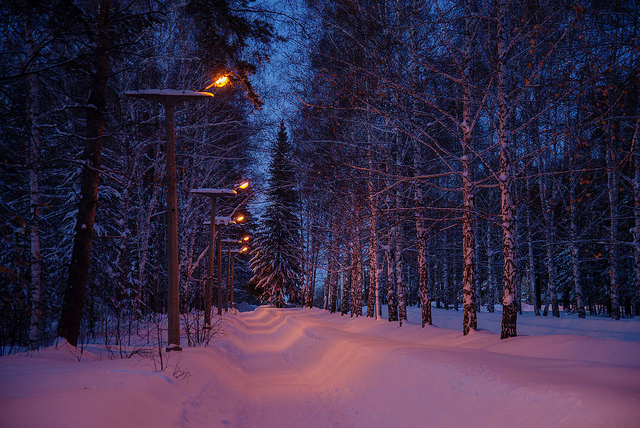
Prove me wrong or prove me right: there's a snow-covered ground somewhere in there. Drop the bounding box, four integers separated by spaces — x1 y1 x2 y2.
1 306 639 427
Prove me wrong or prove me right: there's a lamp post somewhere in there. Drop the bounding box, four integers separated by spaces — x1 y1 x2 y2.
190 189 236 328
204 214 245 315
230 245 249 311
222 237 249 311
125 89 215 351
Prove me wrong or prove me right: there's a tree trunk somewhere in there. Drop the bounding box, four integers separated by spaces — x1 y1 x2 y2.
367 218 379 319
367 152 380 318
486 227 495 313
137 172 161 314
633 103 640 316
526 201 540 316
329 264 338 314
414 168 432 326
58 0 112 347
538 155 559 317
386 228 398 322
342 242 351 316
607 123 621 320
350 232 362 317
569 171 586 318
26 16 42 345
329 226 338 314
460 126 476 328
461 0 478 337
497 0 517 339
305 240 318 308
395 207 407 325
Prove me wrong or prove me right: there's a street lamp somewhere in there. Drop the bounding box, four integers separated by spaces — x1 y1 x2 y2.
222 237 250 311
192 182 248 324
125 89 216 352
190 189 237 328
203 214 246 316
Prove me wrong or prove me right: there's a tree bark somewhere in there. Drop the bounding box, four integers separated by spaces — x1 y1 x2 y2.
633 103 640 316
414 151 432 326
607 123 621 320
569 171 586 318
486 226 495 313
26 15 42 345
395 206 407 325
367 150 380 319
497 0 517 339
350 231 362 317
461 0 478 337
386 227 398 322
58 0 112 347
526 199 540 316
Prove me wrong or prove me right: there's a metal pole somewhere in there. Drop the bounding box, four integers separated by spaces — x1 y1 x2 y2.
205 197 216 328
165 103 180 350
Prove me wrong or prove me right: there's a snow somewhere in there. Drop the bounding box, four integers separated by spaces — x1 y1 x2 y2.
125 89 213 97
2 306 639 427
190 188 237 196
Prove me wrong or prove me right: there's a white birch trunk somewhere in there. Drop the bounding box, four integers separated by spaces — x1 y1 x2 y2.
461 0 478 336
497 0 518 338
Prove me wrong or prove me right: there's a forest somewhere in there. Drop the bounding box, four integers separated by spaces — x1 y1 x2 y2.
1 0 639 353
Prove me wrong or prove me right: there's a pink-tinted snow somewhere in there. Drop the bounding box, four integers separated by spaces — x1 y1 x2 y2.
1 306 639 427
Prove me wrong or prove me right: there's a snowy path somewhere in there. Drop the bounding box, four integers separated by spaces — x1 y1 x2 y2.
177 307 640 427
2 306 640 427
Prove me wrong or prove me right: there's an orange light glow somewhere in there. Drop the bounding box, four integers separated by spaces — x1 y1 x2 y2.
213 76 229 87
240 246 249 253
238 181 249 190
234 215 245 223
242 236 250 241
203 75 230 91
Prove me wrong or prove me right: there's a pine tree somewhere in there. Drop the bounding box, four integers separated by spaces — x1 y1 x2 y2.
250 122 302 307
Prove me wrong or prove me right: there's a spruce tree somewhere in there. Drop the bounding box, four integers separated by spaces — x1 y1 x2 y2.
250 122 302 307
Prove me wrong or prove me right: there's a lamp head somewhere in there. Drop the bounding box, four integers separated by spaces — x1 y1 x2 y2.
213 75 230 87
203 74 230 91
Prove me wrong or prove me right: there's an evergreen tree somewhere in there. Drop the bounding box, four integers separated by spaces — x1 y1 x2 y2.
250 122 302 307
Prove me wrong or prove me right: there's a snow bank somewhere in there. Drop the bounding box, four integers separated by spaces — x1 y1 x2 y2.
1 307 639 427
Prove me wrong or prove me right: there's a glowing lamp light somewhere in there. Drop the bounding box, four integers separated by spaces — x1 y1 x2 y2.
240 246 249 253
242 236 250 241
237 181 249 190
203 75 230 91
214 76 229 87
234 215 245 223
